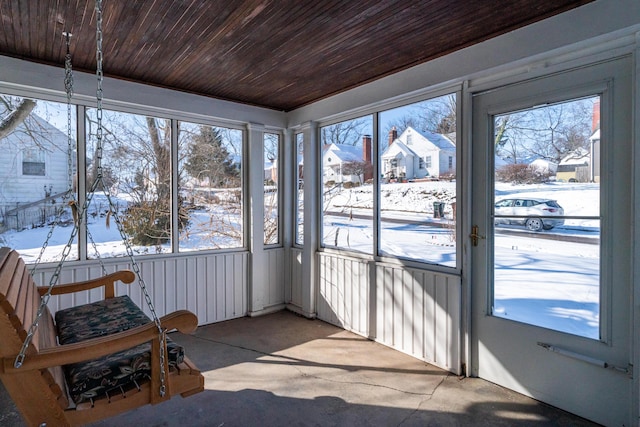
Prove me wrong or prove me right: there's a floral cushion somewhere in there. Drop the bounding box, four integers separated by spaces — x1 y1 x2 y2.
55 295 184 405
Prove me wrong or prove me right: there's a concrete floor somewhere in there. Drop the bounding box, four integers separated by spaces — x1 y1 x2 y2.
1 310 598 426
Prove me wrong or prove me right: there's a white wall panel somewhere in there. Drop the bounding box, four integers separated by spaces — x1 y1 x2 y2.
264 248 286 308
34 252 249 326
316 253 461 374
288 248 304 309
317 253 369 336
376 263 461 374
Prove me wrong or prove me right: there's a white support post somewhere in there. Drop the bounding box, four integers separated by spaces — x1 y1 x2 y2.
247 123 266 315
300 121 318 317
283 128 294 303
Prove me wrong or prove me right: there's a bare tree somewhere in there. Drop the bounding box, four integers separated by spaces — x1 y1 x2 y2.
383 94 457 146
495 98 595 164
321 119 369 146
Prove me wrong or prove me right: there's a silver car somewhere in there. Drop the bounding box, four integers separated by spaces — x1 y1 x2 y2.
494 198 564 231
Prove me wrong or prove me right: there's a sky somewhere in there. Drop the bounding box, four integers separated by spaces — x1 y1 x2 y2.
2 180 601 341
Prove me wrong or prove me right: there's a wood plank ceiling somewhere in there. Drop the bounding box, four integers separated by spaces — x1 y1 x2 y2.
0 0 593 111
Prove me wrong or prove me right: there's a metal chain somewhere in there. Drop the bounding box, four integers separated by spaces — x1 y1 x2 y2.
18 31 79 366
86 227 108 277
30 32 76 274
16 212 82 367
19 4 167 398
94 0 166 396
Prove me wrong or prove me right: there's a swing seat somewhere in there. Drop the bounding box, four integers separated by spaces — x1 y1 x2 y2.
0 247 205 426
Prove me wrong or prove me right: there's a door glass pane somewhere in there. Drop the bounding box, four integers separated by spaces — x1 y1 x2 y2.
493 96 601 339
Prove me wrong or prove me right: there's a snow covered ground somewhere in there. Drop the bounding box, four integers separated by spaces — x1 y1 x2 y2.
2 180 601 339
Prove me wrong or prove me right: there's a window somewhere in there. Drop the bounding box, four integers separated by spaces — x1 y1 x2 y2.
295 133 304 246
178 121 244 251
320 116 373 253
419 158 425 169
378 93 457 267
0 95 77 262
22 147 46 176
448 156 453 169
264 132 280 245
86 108 173 257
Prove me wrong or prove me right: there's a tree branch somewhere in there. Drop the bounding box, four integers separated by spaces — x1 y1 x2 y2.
0 98 36 140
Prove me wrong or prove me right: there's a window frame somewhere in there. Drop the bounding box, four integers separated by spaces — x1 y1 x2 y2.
316 87 462 273
21 147 47 176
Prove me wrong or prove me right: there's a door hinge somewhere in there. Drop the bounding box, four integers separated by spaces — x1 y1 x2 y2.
470 225 485 246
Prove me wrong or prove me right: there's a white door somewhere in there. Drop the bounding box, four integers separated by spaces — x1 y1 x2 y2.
471 56 633 426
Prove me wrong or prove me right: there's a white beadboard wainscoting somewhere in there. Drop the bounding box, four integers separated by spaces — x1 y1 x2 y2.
317 252 461 374
288 247 304 309
33 251 250 326
263 247 287 309
317 252 370 337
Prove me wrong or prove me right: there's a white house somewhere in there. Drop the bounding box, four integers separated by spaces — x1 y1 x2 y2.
322 139 371 184
556 147 590 182
529 158 558 174
0 112 72 229
381 126 456 180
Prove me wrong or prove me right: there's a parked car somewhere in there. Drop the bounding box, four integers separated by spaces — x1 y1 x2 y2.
494 197 564 231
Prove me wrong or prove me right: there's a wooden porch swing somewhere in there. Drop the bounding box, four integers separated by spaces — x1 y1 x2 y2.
0 247 204 426
0 2 203 425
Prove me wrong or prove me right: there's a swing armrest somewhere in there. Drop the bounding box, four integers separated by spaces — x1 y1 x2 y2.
37 270 136 298
1 309 197 373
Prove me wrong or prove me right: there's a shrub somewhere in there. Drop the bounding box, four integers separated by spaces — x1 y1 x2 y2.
123 200 189 246
496 163 552 184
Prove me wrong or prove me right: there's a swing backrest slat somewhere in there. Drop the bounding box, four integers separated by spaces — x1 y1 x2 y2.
0 247 69 412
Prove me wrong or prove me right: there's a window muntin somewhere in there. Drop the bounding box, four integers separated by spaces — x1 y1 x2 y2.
264 132 280 245
320 116 373 253
178 121 244 252
22 147 46 176
0 95 78 262
378 93 457 267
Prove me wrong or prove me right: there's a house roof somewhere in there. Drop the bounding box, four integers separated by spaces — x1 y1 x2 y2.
381 140 415 159
382 127 455 159
413 129 456 151
559 148 590 165
0 1 593 111
324 143 363 163
1 110 70 151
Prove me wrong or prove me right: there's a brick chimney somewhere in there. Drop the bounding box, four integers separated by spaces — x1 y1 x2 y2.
362 134 373 182
592 99 600 131
388 126 397 146
362 135 372 164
